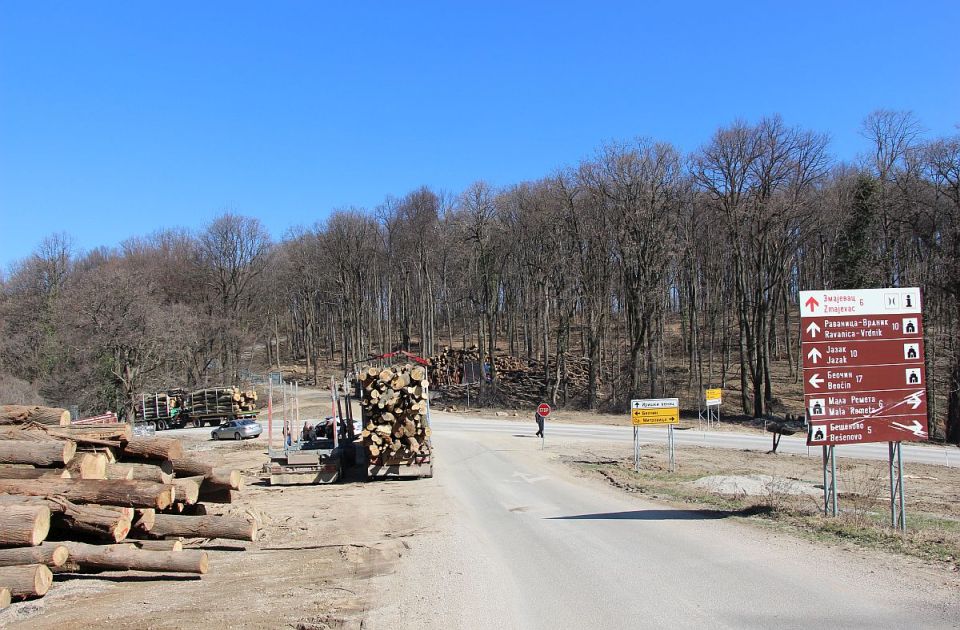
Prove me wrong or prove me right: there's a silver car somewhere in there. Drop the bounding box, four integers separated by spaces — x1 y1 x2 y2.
211 418 263 441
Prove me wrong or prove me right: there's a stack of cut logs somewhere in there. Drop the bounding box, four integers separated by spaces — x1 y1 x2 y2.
359 364 431 461
429 347 598 408
186 387 258 415
0 405 255 610
134 390 183 423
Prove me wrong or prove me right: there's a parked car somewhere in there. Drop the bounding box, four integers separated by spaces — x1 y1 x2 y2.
211 418 263 441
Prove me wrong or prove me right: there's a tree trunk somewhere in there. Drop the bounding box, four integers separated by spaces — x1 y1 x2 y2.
0 440 76 466
0 479 174 510
172 477 201 505
133 539 182 552
0 564 53 599
0 544 68 568
121 438 184 461
169 457 243 491
55 541 208 574
52 499 132 542
0 466 71 480
0 505 50 546
123 462 174 485
67 453 108 480
143 514 258 541
0 405 70 426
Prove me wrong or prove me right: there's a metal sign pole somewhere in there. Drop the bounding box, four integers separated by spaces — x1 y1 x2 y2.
268 379 273 449
830 446 838 517
890 441 906 531
633 426 640 472
668 424 675 472
822 445 828 515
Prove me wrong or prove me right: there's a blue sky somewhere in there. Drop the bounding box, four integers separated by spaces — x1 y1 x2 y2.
1 1 958 267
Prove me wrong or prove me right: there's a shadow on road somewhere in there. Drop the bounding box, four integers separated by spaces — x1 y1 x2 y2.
548 506 772 521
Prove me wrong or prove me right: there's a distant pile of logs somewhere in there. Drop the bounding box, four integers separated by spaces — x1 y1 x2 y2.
185 387 258 416
429 348 597 408
359 365 431 461
0 406 255 610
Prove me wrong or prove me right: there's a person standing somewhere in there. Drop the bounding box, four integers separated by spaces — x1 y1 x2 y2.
534 409 544 438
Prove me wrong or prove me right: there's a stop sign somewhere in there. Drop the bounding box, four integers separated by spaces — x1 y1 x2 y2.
537 403 551 418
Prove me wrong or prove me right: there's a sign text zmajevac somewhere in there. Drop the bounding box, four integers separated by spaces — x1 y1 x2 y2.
800 288 927 445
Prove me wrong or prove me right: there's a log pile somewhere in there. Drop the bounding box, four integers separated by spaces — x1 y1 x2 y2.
0 420 256 611
185 387 258 416
429 347 597 408
135 386 258 424
359 364 432 462
134 391 183 422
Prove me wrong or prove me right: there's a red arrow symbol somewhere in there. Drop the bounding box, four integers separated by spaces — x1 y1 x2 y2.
805 296 820 312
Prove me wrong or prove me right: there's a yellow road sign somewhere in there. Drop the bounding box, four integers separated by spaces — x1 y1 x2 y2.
705 388 722 406
631 407 680 425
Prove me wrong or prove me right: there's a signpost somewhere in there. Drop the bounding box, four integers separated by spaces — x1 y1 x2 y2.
631 398 679 471
800 287 926 529
536 403 550 448
701 388 721 429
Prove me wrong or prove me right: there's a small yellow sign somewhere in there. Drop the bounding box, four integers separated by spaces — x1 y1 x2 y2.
705 388 722 404
631 407 680 426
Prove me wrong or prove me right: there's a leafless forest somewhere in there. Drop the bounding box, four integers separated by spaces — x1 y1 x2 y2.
2 111 958 442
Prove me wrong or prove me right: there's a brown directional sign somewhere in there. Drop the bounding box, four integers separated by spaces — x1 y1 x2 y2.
801 315 923 343
800 288 928 445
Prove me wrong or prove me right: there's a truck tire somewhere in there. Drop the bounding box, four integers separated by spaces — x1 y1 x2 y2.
193 419 202 428
157 419 167 431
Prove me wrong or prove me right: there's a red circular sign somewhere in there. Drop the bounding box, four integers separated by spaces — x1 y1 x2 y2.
537 403 551 417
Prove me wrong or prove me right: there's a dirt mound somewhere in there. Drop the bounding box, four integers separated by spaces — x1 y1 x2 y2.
690 474 821 498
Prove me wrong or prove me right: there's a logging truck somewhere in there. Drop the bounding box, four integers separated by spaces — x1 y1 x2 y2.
358 363 434 479
134 387 259 431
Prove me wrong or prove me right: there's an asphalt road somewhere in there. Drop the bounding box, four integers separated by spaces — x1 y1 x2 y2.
175 412 959 468
365 417 959 629
432 416 960 467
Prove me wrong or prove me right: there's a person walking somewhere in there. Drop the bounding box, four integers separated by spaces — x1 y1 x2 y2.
534 409 544 438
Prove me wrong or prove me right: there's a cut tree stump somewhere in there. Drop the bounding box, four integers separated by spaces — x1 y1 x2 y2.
0 564 53 599
0 505 51 546
0 405 70 426
0 544 69 568
143 514 257 541
0 587 9 609
0 479 174 510
56 541 208 574
0 440 76 466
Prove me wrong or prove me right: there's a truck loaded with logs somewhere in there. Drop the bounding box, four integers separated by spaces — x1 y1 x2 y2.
135 387 259 431
358 363 433 479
